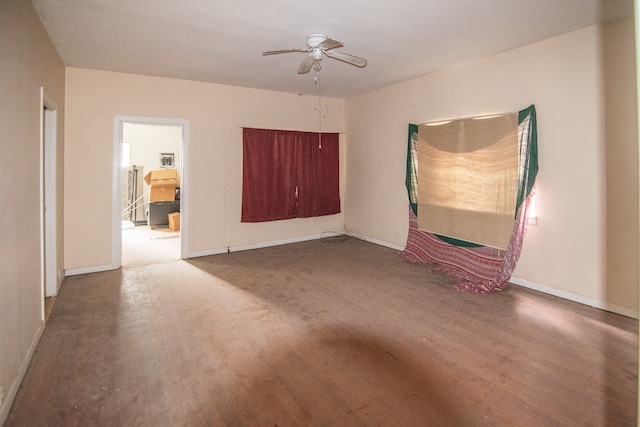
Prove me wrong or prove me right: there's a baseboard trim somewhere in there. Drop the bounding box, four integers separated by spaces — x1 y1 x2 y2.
65 264 115 276
185 247 229 259
510 276 638 319
345 232 405 251
0 321 45 425
185 233 341 259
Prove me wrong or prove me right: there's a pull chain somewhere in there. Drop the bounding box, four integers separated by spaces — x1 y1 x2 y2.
315 69 322 150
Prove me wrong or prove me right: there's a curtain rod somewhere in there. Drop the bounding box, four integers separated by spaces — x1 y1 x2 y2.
239 126 345 134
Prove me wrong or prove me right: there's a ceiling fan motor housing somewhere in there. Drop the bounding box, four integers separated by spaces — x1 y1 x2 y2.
306 33 328 48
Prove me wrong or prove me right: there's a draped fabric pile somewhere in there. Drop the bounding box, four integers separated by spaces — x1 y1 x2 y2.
400 105 538 293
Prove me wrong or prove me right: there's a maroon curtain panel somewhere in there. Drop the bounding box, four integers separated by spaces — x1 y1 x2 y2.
241 128 340 222
296 132 340 218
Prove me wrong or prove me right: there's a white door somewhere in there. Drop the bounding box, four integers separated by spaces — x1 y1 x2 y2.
41 88 59 298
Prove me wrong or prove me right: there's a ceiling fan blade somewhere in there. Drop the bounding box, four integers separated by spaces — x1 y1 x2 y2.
317 38 343 51
262 48 307 56
324 50 367 68
297 56 315 74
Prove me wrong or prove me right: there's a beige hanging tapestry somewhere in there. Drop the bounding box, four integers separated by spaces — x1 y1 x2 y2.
417 113 519 250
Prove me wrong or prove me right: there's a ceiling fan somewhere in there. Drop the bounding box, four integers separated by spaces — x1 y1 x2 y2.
262 33 367 74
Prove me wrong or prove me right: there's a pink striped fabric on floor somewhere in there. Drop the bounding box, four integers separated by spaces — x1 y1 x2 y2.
400 191 533 293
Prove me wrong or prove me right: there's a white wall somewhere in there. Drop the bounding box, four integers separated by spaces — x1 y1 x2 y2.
0 1 65 424
124 123 182 176
344 20 638 317
65 68 345 271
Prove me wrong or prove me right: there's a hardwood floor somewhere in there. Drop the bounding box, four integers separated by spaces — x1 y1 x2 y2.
6 237 638 426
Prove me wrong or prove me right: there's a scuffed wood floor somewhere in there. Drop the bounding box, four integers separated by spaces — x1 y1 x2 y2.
6 237 638 426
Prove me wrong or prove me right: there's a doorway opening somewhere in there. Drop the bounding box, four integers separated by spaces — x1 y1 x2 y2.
113 116 189 267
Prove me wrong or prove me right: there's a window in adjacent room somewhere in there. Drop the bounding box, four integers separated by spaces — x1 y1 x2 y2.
122 142 131 167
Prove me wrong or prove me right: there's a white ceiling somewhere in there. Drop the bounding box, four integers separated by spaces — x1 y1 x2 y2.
32 0 633 99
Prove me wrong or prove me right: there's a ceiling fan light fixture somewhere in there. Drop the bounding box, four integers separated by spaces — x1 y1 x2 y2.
306 33 328 48
263 32 367 75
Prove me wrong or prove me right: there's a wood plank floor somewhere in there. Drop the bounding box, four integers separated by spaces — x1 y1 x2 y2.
6 237 638 426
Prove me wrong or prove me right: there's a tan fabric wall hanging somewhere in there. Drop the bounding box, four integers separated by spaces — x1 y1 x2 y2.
417 113 518 249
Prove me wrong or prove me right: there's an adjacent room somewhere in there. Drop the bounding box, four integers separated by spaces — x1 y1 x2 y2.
121 122 183 266
2 0 638 425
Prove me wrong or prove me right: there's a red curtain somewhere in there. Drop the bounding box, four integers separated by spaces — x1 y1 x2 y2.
242 128 340 222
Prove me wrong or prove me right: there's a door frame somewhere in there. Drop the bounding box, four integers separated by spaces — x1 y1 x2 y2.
112 116 190 268
40 87 59 300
